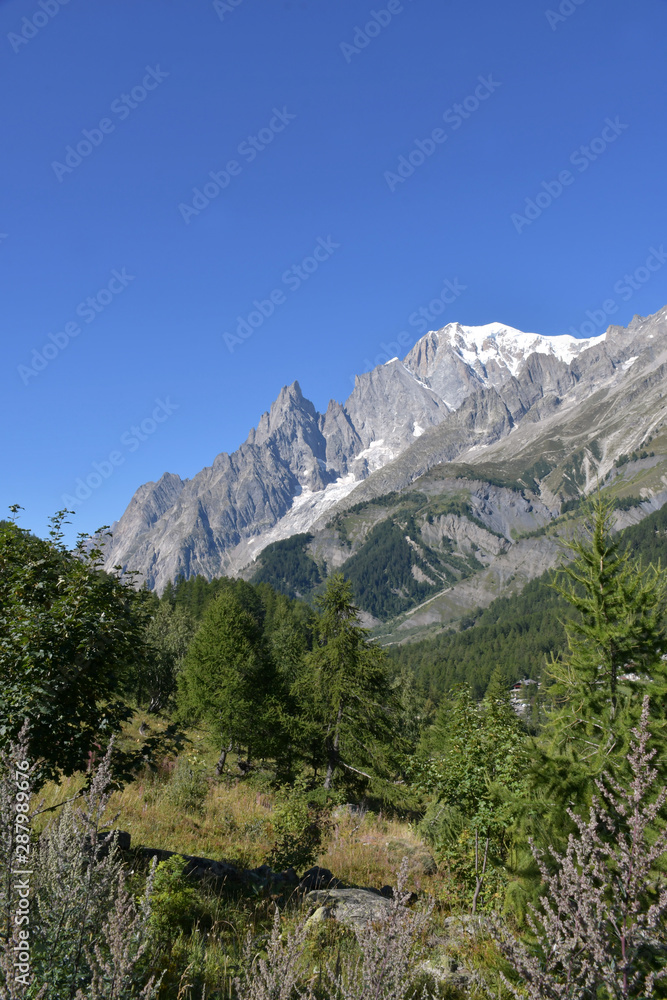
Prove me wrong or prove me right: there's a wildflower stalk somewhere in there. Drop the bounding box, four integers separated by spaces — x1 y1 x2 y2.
484 696 667 999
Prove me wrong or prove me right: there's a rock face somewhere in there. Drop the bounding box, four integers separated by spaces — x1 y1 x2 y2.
101 308 667 592
304 888 396 929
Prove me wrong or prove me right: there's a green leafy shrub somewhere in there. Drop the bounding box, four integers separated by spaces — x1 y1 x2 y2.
163 755 209 815
148 855 202 943
267 780 322 872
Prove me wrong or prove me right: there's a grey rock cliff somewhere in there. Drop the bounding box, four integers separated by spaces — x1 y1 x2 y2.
101 307 667 592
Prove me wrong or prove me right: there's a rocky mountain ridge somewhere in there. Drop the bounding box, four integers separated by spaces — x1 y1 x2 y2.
101 307 667 594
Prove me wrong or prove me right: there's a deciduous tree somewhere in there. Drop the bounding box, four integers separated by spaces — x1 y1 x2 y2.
0 508 156 787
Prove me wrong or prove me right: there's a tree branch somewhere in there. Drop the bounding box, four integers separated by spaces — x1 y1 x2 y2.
340 761 373 781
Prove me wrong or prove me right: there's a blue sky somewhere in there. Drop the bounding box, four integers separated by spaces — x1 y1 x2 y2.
2 0 666 545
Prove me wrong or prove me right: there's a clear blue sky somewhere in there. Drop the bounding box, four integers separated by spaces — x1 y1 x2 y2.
2 0 666 545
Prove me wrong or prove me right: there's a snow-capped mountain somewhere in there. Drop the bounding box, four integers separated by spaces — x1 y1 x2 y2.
100 308 667 591
402 321 605 408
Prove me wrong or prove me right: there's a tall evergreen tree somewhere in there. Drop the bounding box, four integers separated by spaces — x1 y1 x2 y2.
176 588 281 774
544 493 667 772
501 496 667 913
297 575 399 790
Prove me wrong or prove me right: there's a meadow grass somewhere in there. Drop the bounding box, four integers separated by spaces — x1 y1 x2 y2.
33 710 433 889
24 711 484 999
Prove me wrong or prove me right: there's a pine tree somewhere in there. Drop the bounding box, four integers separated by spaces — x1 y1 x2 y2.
297 575 399 790
502 495 667 913
176 588 281 774
489 697 667 1000
545 493 667 774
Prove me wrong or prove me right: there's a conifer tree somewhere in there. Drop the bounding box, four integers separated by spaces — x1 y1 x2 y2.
545 493 667 774
176 588 282 774
298 575 399 790
489 697 667 1000
503 494 667 907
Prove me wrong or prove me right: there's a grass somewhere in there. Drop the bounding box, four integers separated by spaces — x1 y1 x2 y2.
33 711 437 891
26 711 485 999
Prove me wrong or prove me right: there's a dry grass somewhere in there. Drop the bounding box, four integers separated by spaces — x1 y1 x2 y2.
108 772 275 864
32 711 442 892
34 771 430 888
318 809 423 887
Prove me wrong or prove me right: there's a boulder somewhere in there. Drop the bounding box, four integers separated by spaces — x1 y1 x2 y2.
139 847 246 885
416 915 489 989
298 866 341 891
181 855 247 884
304 888 395 929
249 864 300 887
418 952 474 990
88 829 131 859
137 850 301 892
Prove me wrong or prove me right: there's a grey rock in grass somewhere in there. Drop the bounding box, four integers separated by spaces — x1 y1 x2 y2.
138 847 246 885
298 866 341 891
304 887 396 929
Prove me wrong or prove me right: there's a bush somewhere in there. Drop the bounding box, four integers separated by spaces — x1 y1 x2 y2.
163 755 209 815
0 734 160 1000
484 697 667 999
267 780 322 872
148 854 202 943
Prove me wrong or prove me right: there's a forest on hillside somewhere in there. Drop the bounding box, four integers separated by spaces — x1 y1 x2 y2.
1 496 667 998
176 500 667 702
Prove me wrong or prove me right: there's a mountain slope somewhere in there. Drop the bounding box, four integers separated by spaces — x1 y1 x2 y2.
101 307 667 594
387 499 667 700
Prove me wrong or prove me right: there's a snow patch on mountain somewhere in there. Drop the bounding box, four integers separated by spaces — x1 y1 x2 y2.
452 322 606 377
352 438 397 471
243 473 361 563
103 308 664 591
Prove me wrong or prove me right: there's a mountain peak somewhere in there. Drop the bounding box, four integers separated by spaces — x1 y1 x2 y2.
409 320 607 383
102 307 666 591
